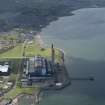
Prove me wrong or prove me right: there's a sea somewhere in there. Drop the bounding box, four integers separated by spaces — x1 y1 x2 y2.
39 7 105 105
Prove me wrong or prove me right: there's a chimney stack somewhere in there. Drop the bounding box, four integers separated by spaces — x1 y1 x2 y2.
51 44 55 66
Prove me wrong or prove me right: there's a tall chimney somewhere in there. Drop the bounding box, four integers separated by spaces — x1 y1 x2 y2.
51 44 55 66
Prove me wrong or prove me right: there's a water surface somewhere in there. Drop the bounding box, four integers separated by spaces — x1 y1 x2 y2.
39 8 105 105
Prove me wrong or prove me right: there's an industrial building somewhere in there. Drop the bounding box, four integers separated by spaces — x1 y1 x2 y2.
22 44 55 85
0 64 10 76
24 56 54 81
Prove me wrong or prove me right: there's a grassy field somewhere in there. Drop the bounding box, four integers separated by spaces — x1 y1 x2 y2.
0 39 63 100
4 86 39 99
24 40 62 63
0 39 62 63
0 43 24 59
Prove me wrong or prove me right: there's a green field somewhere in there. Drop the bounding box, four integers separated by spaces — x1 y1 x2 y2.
0 40 62 63
0 39 63 100
0 43 24 59
4 86 39 99
24 40 62 63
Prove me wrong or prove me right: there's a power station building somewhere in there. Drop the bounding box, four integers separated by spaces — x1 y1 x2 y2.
25 56 54 80
22 44 55 83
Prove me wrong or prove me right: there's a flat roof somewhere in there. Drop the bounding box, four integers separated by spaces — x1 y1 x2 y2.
29 56 47 73
0 65 9 72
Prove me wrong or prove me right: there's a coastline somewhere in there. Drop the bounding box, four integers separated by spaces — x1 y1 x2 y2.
36 34 66 55
0 34 70 105
36 34 70 90
11 89 42 105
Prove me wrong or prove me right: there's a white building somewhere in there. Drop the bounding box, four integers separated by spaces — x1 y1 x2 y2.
0 65 10 76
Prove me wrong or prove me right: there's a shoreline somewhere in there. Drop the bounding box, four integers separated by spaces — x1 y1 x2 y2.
0 89 42 105
0 34 70 105
35 34 66 55
36 34 70 90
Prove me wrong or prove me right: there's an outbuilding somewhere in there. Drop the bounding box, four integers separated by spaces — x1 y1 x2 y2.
0 65 10 76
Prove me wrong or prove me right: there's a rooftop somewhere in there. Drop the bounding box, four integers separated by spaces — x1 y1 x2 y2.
28 56 47 75
25 56 53 77
0 65 9 72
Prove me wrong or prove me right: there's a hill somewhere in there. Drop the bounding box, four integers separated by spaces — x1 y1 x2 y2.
0 0 105 31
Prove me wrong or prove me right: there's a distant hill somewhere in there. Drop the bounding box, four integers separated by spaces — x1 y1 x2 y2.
0 0 105 32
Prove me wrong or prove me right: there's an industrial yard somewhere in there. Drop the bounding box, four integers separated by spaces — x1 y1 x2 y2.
0 33 70 105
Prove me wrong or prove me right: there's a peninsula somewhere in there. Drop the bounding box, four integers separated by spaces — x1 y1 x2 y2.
0 32 70 105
